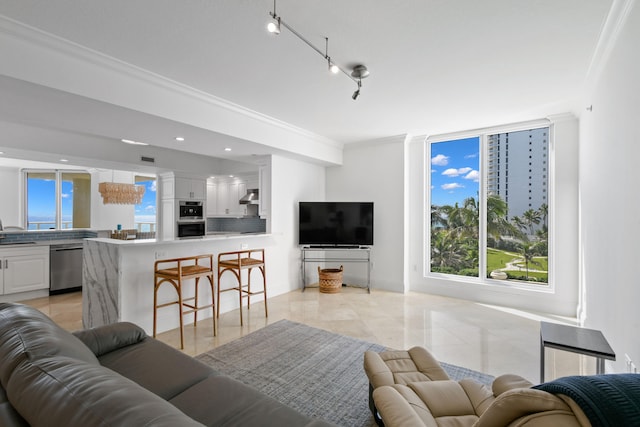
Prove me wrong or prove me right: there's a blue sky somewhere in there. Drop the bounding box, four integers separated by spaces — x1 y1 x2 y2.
430 137 480 206
134 179 157 223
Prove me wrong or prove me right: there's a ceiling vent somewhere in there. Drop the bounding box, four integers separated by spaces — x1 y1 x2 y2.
140 156 155 163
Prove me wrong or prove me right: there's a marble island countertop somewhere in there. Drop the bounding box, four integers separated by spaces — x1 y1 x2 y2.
86 232 270 246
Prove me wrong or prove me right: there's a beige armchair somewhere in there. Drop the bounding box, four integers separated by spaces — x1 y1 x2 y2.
372 373 591 427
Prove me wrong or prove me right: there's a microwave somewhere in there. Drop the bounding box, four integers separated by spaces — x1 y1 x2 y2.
179 201 203 220
177 221 206 239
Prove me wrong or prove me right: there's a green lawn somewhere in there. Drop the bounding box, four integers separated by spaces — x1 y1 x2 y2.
487 247 548 283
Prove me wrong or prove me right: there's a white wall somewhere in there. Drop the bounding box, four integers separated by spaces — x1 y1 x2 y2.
579 2 640 373
0 166 21 227
270 154 326 292
326 137 406 291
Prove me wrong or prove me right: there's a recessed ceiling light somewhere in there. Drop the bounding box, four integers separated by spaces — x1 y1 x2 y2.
229 175 234 178
121 139 149 146
60 159 69 162
0 151 4 155
175 137 185 142
224 147 232 152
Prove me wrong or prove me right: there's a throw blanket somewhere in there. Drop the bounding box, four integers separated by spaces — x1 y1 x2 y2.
533 374 640 427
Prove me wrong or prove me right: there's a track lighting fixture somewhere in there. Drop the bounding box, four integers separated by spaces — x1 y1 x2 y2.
267 16 281 34
267 0 369 100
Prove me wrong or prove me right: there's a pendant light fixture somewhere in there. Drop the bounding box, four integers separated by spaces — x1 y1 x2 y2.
267 0 369 100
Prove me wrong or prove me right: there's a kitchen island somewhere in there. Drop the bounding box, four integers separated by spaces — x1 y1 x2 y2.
83 233 274 335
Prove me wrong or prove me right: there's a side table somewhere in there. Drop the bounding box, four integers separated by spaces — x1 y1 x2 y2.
540 321 615 383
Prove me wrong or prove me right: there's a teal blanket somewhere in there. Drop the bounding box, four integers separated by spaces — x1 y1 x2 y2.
533 374 640 427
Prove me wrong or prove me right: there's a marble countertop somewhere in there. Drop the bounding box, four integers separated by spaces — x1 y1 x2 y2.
86 232 270 246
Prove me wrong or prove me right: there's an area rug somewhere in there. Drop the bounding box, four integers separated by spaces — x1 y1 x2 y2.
195 319 493 427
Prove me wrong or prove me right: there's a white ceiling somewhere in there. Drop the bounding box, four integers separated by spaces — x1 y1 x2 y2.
0 0 613 164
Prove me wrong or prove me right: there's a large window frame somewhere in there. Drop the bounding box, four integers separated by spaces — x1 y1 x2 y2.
425 119 554 290
23 169 91 230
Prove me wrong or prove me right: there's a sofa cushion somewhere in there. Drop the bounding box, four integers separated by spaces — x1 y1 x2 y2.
0 385 28 427
7 355 204 427
0 303 99 387
97 335 218 400
169 375 333 427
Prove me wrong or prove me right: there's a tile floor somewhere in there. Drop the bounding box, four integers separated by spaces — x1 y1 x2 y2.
21 286 596 383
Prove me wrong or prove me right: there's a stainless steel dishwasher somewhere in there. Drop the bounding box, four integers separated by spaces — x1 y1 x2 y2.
50 243 83 294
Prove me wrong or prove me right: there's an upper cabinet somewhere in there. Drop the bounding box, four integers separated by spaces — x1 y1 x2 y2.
175 178 206 200
258 163 271 219
207 175 258 216
206 182 217 216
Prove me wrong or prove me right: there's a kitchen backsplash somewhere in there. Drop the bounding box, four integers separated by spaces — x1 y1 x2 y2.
207 217 266 233
0 229 98 243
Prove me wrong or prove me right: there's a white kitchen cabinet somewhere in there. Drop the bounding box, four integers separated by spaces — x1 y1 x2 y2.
0 246 49 295
175 177 206 200
258 164 271 218
215 182 229 214
206 182 217 216
213 181 245 215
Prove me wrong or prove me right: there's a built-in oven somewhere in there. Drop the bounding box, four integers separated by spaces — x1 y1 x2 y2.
177 220 206 239
178 201 203 220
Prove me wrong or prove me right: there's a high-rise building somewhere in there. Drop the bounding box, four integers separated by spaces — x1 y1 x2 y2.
487 128 548 226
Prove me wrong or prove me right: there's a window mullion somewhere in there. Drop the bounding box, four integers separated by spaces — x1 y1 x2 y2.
479 135 488 280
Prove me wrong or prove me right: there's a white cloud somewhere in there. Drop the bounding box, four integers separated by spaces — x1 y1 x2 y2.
442 167 472 177
465 153 478 159
441 183 463 190
464 170 479 182
61 193 70 198
145 205 155 211
150 181 157 192
431 154 449 166
442 168 459 177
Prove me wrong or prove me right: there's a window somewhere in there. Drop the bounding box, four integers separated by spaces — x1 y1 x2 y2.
25 170 91 230
428 126 549 286
134 175 157 232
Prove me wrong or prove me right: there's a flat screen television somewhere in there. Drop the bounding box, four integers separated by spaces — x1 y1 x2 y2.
298 202 374 246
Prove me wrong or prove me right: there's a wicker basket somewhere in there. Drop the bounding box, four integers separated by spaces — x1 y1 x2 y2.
318 265 344 293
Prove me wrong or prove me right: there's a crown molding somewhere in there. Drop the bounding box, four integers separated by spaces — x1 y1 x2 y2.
584 0 636 91
0 15 342 151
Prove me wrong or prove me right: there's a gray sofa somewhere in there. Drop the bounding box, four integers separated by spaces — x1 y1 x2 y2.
0 302 334 427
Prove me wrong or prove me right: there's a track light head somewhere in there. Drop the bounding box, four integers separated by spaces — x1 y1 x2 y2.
328 61 339 74
352 89 360 100
267 16 281 34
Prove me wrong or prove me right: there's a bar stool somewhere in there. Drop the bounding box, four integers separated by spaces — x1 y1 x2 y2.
217 249 267 326
153 254 215 349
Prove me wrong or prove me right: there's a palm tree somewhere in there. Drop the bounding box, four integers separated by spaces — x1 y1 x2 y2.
431 229 468 269
518 241 542 280
522 209 542 235
538 203 548 227
486 194 520 240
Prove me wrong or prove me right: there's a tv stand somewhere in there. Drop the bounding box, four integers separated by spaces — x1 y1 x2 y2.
301 246 371 293
309 245 361 249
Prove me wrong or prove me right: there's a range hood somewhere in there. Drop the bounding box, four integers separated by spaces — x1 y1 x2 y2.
239 189 259 205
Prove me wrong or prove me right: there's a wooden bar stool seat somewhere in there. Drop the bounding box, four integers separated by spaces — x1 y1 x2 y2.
153 254 216 349
217 249 267 326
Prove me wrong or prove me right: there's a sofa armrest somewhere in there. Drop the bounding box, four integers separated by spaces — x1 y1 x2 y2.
491 374 534 396
474 388 576 427
373 386 428 427
72 322 147 357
